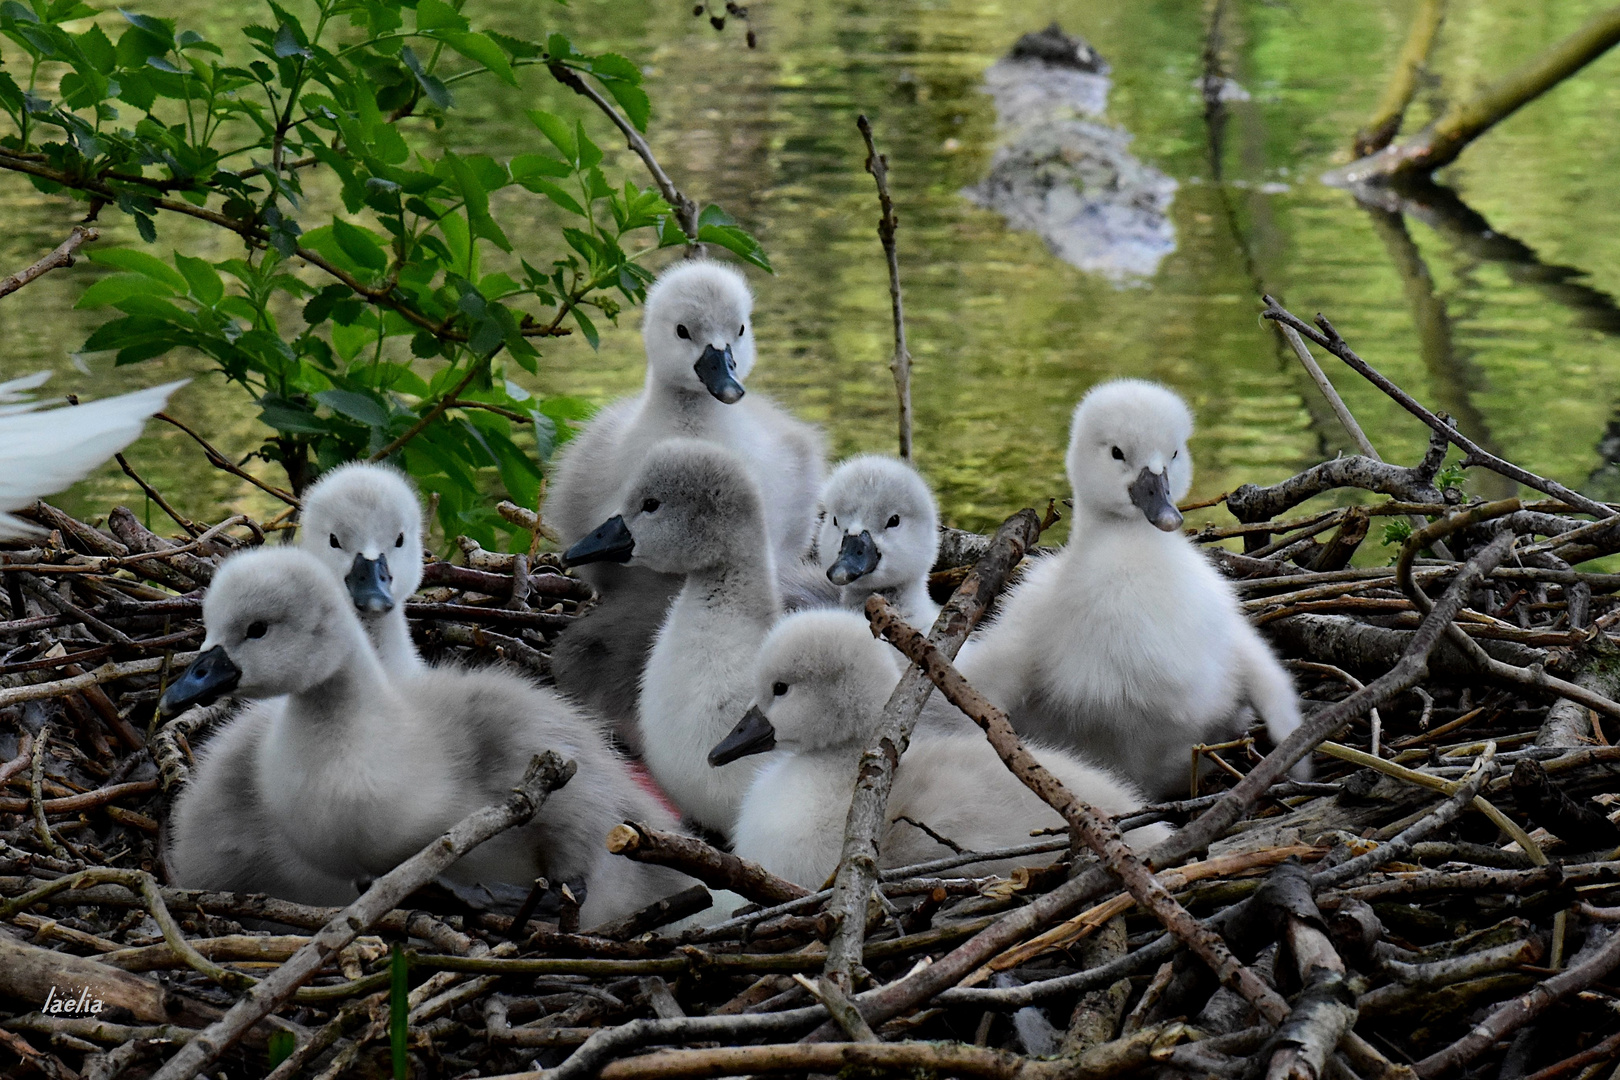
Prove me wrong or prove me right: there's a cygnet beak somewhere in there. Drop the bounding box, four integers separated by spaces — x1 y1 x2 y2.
345 553 394 614
708 705 776 767
1129 467 1183 532
827 530 881 586
564 514 635 566
159 645 242 717
694 343 745 404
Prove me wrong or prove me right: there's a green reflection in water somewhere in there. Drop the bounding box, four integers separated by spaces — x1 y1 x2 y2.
5 0 1620 548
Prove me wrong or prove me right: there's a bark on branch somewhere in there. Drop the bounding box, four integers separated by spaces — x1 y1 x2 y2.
0 225 98 299
857 114 913 462
605 821 810 907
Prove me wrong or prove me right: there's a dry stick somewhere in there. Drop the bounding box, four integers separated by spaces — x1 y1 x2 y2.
0 653 196 709
867 596 1290 1027
794 531 1520 1038
1262 298 1615 518
114 453 200 536
154 412 298 507
1394 501 1620 720
0 225 98 299
1352 0 1448 156
820 508 1041 989
146 751 576 1080
29 725 63 858
1276 322 1447 558
1519 1030 1620 1080
605 821 810 906
1412 925 1620 1078
856 114 913 462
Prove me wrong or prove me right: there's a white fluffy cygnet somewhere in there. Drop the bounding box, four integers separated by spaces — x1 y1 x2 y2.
163 548 692 925
957 379 1307 799
564 439 780 835
0 373 186 538
299 463 425 674
816 454 941 626
546 259 825 581
713 610 1166 889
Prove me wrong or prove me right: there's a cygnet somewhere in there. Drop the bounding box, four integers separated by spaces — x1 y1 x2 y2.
0 373 186 538
162 547 692 925
711 610 1166 889
957 379 1307 799
816 454 941 626
564 439 779 835
300 462 425 674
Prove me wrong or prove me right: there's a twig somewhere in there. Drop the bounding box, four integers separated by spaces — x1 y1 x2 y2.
821 508 1040 989
867 596 1291 1027
0 654 197 709
605 821 810 906
856 114 913 462
0 225 98 299
29 726 65 858
114 454 200 537
154 413 298 507
1262 297 1615 517
146 751 576 1080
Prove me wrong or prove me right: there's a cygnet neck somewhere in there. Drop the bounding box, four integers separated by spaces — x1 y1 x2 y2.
683 539 779 620
363 608 419 673
646 368 731 426
1069 500 1174 543
287 617 394 725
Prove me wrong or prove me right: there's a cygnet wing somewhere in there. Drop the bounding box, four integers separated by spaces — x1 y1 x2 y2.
0 378 186 536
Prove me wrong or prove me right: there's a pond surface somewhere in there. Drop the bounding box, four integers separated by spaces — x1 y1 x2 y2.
6 0 1620 543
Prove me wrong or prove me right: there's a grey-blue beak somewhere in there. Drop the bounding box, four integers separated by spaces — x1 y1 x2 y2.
827 530 881 586
695 344 745 404
159 645 242 717
564 514 635 566
709 705 776 767
1129 468 1183 532
345 553 394 614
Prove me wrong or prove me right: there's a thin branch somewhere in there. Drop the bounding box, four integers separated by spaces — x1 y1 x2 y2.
856 114 913 462
154 413 298 507
547 63 699 241
114 453 201 537
605 821 811 906
0 225 98 299
1262 296 1615 517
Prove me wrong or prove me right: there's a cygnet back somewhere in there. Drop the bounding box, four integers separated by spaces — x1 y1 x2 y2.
957 379 1306 799
300 462 426 674
164 547 693 925
718 610 1164 889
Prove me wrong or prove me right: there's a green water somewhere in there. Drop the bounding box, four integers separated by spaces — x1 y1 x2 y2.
6 0 1620 542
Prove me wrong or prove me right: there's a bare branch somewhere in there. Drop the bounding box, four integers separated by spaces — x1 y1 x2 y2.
856 114 913 461
0 225 98 299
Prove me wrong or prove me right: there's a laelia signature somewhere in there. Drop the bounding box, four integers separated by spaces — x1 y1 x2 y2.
40 986 106 1015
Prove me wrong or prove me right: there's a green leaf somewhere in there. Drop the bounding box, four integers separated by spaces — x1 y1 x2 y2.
525 109 575 163
520 177 585 216
267 1030 296 1071
414 0 468 32
571 304 598 349
437 30 514 86
603 79 649 132
258 402 331 435
317 388 391 428
446 152 511 253
400 46 451 109
573 120 601 169
75 273 175 308
86 248 188 292
173 252 223 306
331 217 389 273
487 30 542 59
272 22 308 58
509 153 572 181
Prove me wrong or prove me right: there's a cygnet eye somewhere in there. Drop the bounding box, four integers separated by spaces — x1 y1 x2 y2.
641 498 661 514
1172 450 1179 459
772 681 789 697
1111 446 1125 461
245 620 268 640
832 516 839 529
886 514 901 529
395 533 405 548
738 324 745 336
675 324 690 340
328 533 341 549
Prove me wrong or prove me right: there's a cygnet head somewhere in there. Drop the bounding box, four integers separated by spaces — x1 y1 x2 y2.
708 610 900 766
563 439 767 576
1067 379 1193 532
159 549 363 715
641 260 756 404
301 463 424 617
817 455 939 590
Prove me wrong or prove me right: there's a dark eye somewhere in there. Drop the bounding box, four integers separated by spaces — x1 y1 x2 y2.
245 621 268 640
832 516 839 529
738 324 745 335
772 681 788 696
1172 450 1179 459
676 324 690 340
886 514 900 529
328 533 341 548
641 498 661 514
1111 447 1125 461
395 533 405 547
